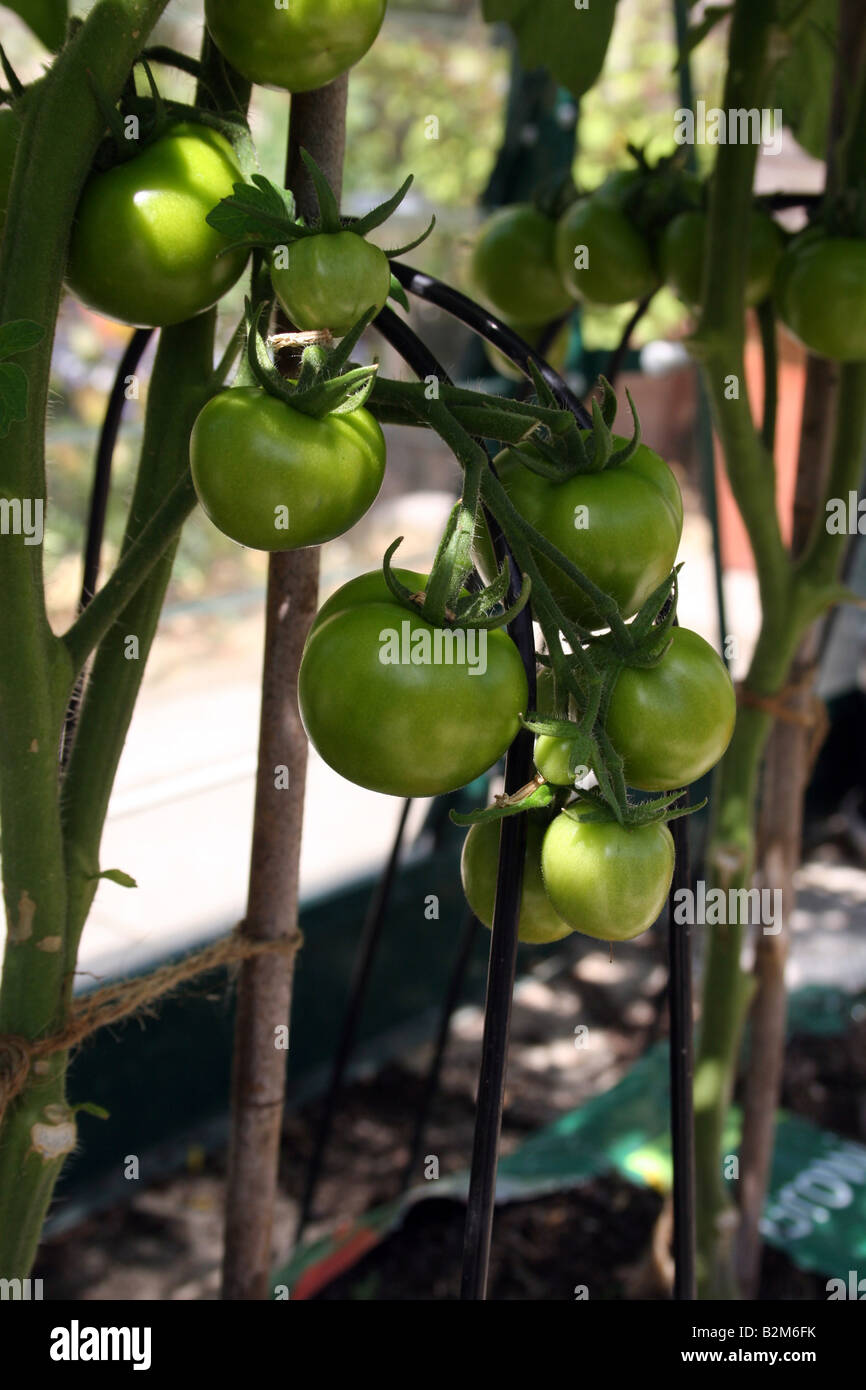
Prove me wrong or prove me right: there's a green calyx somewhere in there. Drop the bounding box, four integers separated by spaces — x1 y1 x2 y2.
240 299 379 420
510 374 642 481
381 534 532 635
87 61 255 175
559 786 703 830
206 148 435 261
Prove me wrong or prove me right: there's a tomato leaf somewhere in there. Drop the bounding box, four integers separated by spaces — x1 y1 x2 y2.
449 781 555 827
482 0 619 100
96 868 138 888
0 318 45 361
0 361 29 438
206 175 301 247
773 0 838 160
3 0 68 53
74 1100 110 1120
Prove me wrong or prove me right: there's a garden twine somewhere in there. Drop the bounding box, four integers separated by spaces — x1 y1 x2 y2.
736 676 830 768
0 926 302 1124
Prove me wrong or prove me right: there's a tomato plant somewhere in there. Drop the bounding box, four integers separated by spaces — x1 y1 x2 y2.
66 122 248 328
461 815 573 944
298 571 528 797
471 203 573 323
541 808 675 942
271 231 391 336
0 109 20 245
775 235 866 361
604 627 736 791
190 385 386 550
478 436 683 627
554 196 657 306
660 208 782 308
205 0 387 93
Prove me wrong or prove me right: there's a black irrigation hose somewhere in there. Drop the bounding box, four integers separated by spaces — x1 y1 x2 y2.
385 274 699 1296
294 796 413 1244
389 261 593 428
401 908 482 1194
374 302 536 1300
60 327 153 769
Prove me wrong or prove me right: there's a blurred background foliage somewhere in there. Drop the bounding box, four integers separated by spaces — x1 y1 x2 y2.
2 0 725 621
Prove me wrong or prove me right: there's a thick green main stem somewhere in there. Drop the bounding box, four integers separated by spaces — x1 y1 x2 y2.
0 0 172 1279
692 0 866 1295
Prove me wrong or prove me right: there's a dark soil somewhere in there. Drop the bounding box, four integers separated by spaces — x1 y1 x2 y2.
313 1181 826 1302
33 937 865 1301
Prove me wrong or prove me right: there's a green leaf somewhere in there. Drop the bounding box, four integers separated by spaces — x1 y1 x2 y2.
483 0 619 100
74 1101 110 1120
773 0 838 160
450 781 555 827
97 868 138 888
0 318 45 360
206 175 300 247
3 0 68 53
0 361 28 438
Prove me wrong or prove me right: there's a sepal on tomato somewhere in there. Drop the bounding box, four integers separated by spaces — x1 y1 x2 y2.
242 299 379 420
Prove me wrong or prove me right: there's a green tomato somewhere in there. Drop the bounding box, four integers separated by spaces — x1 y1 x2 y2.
776 236 866 361
772 224 826 309
555 197 657 306
0 109 21 245
534 734 583 787
311 567 428 636
205 0 386 93
478 437 683 628
298 571 528 797
660 208 782 308
190 387 385 550
604 627 735 792
66 123 248 328
461 816 574 945
271 232 391 337
482 317 571 382
593 168 644 210
541 809 674 942
471 204 574 323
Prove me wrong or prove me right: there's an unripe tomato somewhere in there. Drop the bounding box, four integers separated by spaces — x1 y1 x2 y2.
771 224 826 308
541 809 674 941
66 123 248 328
660 208 782 308
534 734 583 787
461 816 574 945
298 571 528 797
270 231 391 336
479 437 683 628
205 0 387 93
471 204 574 323
190 386 385 550
604 627 736 791
776 236 866 361
555 197 657 306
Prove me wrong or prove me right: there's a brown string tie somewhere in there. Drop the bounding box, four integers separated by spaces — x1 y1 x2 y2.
0 926 302 1123
736 676 830 767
